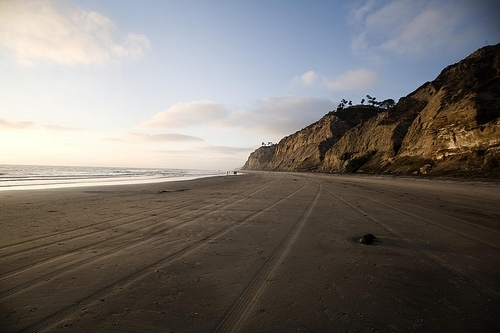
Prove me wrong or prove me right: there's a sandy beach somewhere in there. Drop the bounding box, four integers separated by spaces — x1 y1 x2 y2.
1 172 499 332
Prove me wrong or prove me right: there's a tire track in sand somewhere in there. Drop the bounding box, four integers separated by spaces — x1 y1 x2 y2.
329 184 500 251
17 179 308 333
0 178 276 271
0 179 274 259
0 179 279 298
212 180 322 333
323 187 500 300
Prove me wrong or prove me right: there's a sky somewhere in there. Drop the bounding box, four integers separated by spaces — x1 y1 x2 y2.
0 0 499 170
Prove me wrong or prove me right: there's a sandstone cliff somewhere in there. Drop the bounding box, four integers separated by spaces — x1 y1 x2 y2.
242 44 500 176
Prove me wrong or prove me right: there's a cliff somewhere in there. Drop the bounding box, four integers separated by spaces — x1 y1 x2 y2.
242 44 500 176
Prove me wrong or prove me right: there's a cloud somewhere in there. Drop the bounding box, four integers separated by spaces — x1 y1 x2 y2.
122 132 204 142
0 0 150 65
350 0 377 22
0 117 84 131
292 70 318 86
156 145 253 158
227 96 335 138
323 68 379 91
152 145 251 169
150 133 203 142
292 68 379 92
43 124 85 132
203 145 254 155
350 0 479 57
140 96 335 142
139 100 230 129
0 118 36 129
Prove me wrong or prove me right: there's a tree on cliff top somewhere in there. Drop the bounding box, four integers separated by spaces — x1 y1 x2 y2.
336 96 395 111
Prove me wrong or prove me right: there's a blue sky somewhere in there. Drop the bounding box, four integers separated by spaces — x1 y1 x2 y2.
1 0 498 170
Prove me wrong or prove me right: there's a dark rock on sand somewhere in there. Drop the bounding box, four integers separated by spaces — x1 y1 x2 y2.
359 234 376 245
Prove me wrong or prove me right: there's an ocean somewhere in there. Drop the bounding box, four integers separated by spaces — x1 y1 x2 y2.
0 165 228 191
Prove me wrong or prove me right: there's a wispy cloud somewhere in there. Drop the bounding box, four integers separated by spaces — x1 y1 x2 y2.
0 118 36 129
350 0 377 22
140 96 335 140
292 68 379 92
0 117 85 131
228 96 335 137
203 145 254 155
0 0 150 65
139 100 229 129
292 70 318 86
152 146 251 169
350 0 478 57
43 124 86 132
123 132 204 142
323 68 379 91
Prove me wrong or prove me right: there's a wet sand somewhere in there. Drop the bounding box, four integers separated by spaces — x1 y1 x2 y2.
1 172 499 332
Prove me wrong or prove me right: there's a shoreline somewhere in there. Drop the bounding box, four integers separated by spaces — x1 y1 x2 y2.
1 172 499 332
0 172 234 192
0 164 234 192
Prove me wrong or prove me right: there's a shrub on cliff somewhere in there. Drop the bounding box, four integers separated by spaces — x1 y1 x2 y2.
345 152 375 173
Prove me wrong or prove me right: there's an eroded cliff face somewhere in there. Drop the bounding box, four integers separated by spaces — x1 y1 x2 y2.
397 46 500 173
242 107 381 171
321 84 435 172
266 114 351 171
242 44 500 176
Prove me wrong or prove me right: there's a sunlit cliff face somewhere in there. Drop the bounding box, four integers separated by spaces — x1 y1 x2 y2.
244 44 500 176
1 1 497 169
